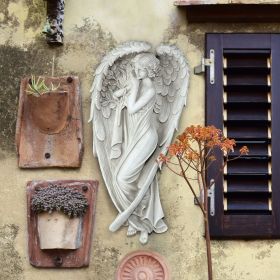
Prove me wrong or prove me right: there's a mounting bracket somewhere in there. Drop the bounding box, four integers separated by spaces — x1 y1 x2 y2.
194 49 215 85
194 179 215 217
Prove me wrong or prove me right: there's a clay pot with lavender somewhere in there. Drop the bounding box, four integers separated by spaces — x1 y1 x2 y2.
31 185 88 250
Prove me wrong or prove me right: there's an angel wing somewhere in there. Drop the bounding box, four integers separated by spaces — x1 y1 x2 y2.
154 44 190 157
89 41 151 149
89 41 152 212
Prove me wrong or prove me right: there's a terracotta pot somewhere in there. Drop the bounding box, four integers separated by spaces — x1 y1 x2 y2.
37 212 82 250
27 91 69 134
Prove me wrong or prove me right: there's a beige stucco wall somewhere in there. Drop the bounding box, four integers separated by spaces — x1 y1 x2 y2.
1 0 280 279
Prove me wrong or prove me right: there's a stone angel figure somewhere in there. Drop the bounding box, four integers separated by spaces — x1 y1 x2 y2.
89 41 189 244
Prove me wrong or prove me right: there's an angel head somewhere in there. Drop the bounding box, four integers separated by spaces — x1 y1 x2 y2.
132 53 160 80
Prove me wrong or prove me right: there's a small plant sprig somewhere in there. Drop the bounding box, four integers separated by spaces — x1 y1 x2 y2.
31 184 88 218
158 125 249 280
26 75 60 97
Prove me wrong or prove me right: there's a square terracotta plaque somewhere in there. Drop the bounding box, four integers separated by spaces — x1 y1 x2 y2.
27 180 98 268
16 76 83 168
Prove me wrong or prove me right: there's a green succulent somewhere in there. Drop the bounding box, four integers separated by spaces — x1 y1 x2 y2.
26 75 60 97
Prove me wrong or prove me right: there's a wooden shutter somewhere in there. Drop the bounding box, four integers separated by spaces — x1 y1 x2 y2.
206 34 280 238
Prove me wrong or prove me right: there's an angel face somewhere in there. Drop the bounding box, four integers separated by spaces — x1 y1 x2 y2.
133 53 160 79
134 66 148 80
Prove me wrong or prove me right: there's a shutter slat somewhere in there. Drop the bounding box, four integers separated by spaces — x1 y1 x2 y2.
225 91 270 103
224 84 270 92
225 177 271 193
226 105 269 120
225 102 270 107
226 74 269 85
227 158 269 174
223 49 270 55
226 124 269 139
230 142 270 158
225 173 271 178
224 67 270 75
225 193 271 213
225 120 270 124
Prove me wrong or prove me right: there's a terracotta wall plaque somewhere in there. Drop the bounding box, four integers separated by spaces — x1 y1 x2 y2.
116 251 169 280
16 76 83 168
27 180 98 268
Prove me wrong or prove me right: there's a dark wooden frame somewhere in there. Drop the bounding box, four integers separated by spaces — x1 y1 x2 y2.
174 2 280 23
206 33 280 238
27 180 98 268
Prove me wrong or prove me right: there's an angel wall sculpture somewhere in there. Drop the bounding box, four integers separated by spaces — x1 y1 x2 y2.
89 41 189 244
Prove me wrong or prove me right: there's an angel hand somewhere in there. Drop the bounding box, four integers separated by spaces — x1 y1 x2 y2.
113 88 127 100
129 71 140 88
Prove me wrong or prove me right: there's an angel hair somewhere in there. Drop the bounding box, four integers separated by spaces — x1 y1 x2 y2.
133 53 160 78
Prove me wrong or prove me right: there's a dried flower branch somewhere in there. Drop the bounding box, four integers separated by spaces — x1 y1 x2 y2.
158 125 249 280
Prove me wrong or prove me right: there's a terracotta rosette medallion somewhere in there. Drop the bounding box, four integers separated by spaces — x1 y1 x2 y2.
116 250 169 280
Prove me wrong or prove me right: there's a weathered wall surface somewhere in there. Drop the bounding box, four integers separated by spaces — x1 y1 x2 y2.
1 0 280 279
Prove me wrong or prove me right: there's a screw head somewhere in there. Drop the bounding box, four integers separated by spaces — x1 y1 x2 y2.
45 153 51 159
53 256 63 267
67 76 73 83
82 185 88 192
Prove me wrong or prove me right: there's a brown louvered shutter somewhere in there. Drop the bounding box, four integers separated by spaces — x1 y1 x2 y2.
206 33 280 238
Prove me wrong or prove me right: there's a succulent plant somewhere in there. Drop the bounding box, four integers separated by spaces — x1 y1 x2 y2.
31 184 88 218
26 75 60 97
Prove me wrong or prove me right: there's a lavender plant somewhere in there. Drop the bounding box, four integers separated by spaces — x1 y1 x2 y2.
31 184 88 218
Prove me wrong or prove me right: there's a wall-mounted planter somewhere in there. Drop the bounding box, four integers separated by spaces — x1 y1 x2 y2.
16 76 83 168
27 180 98 268
175 0 280 22
27 91 69 134
37 212 82 250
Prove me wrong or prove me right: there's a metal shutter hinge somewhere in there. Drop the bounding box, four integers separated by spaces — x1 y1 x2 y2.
194 179 215 216
208 179 215 216
194 49 215 85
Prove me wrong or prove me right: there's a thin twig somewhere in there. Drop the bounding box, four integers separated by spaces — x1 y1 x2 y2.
166 165 183 177
180 156 200 173
51 55 55 77
177 157 205 215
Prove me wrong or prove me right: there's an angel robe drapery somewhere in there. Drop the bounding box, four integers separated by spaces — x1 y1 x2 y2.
110 97 168 234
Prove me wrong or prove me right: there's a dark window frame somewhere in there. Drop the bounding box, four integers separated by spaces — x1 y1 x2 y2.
206 33 280 238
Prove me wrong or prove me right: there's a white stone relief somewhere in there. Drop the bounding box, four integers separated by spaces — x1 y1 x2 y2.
89 41 189 244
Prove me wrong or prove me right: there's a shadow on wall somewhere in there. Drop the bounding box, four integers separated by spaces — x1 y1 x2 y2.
0 41 62 155
0 224 23 280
